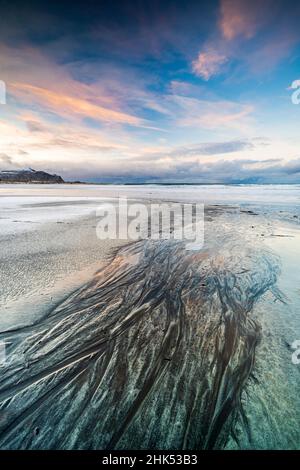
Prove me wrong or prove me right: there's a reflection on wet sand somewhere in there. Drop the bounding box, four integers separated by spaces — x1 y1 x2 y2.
0 237 281 449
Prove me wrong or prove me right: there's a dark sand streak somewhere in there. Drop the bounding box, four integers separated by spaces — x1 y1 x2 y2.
0 239 280 449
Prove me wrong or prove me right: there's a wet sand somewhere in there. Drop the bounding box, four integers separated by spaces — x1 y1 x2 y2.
0 211 127 331
0 190 299 449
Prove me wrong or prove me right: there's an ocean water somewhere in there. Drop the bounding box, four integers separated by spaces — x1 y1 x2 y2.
1 183 300 205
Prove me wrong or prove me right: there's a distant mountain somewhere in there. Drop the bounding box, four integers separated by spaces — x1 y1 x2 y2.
0 168 64 184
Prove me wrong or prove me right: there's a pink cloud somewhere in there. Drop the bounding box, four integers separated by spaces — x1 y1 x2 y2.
219 0 270 40
0 45 154 128
192 1 299 80
192 49 228 80
11 82 142 126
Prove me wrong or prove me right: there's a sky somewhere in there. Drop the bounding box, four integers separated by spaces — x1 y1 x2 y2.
0 0 300 183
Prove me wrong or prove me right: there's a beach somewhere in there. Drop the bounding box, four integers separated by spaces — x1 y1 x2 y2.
0 184 299 449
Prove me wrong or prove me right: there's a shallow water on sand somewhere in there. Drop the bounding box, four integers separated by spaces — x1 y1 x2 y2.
226 225 300 449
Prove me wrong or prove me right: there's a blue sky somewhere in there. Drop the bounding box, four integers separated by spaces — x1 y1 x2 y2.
0 0 300 182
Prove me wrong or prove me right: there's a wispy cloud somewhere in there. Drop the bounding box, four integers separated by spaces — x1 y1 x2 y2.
1 111 299 184
170 95 254 133
11 83 142 126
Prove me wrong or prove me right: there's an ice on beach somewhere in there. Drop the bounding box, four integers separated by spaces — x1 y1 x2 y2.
0 194 116 236
1 183 299 236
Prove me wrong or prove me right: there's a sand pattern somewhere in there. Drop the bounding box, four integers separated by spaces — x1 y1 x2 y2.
0 236 280 449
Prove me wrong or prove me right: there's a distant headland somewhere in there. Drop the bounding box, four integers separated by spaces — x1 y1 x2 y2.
0 168 65 184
